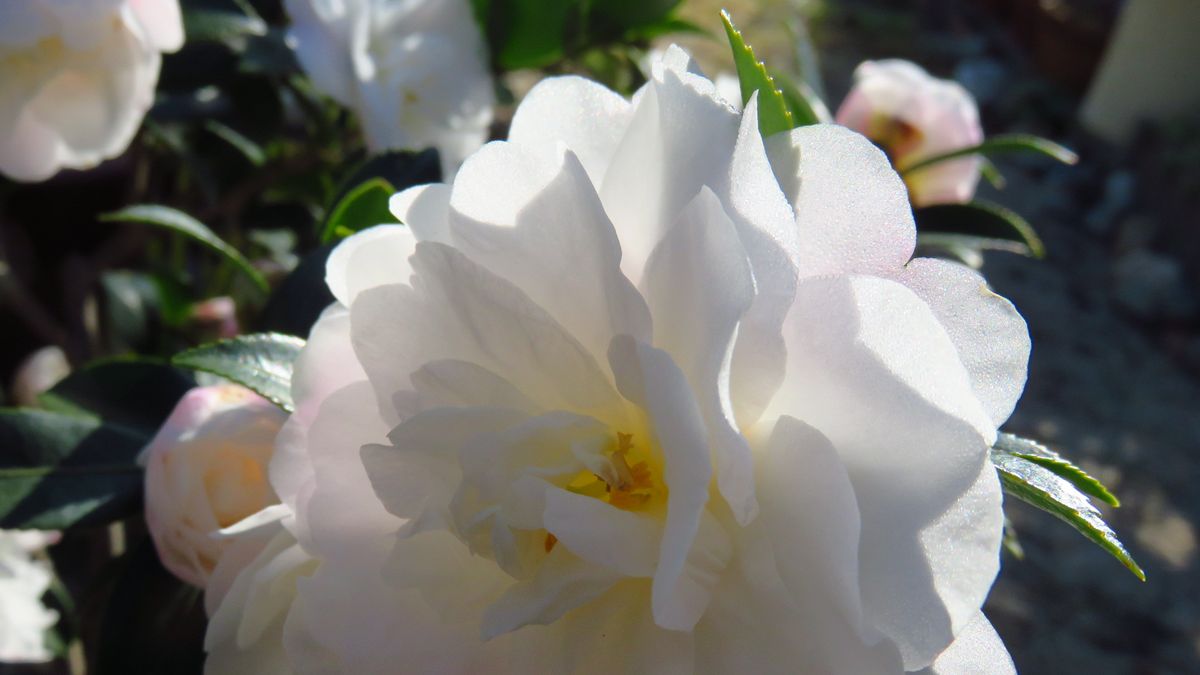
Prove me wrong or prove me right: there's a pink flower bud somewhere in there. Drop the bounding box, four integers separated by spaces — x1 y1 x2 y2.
836 59 984 207
141 385 286 588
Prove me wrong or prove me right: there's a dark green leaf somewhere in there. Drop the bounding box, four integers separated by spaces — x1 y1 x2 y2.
721 11 794 137
100 205 269 293
900 134 1078 176
171 333 305 412
320 178 399 243
0 410 145 530
255 244 337 337
992 448 1143 581
204 120 266 166
995 433 1119 507
39 360 196 438
914 201 1045 258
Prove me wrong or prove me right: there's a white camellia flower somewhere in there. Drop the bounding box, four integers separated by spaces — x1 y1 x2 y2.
0 530 59 663
142 384 287 588
836 59 984 207
209 45 1028 674
0 0 184 182
284 0 494 177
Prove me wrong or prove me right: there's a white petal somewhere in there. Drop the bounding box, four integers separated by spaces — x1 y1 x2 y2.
895 258 1030 427
599 54 739 283
481 547 623 640
324 224 418 307
448 144 652 358
508 75 633 185
388 183 452 243
129 0 185 52
918 613 1014 675
408 359 539 413
766 124 916 277
363 407 525 535
640 187 757 524
291 382 398 558
767 274 998 668
349 242 623 420
608 337 719 630
542 486 660 578
283 0 357 105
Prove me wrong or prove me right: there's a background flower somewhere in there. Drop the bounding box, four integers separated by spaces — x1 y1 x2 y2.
835 59 983 207
0 0 183 181
267 45 1026 674
284 0 494 177
142 384 287 588
0 529 59 664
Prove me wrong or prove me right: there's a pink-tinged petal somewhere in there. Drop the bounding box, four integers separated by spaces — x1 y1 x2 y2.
766 124 916 277
508 75 633 185
640 187 757 524
895 258 1030 426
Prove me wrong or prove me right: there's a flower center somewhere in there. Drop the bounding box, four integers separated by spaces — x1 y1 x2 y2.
545 432 668 553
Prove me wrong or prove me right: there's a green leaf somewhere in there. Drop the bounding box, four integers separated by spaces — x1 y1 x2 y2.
914 201 1045 258
0 410 146 530
39 360 196 438
770 68 831 126
204 120 266 166
255 243 337 337
319 178 399 243
171 333 305 412
900 134 1078 176
991 448 1144 581
721 11 794 137
995 433 1119 507
100 205 269 293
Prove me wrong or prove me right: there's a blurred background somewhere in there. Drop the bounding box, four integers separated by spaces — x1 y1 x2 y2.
2 0 1198 673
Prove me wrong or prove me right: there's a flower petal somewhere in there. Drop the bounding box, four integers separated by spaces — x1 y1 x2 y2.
324 225 418 308
608 336 720 631
481 547 623 640
599 49 739 283
768 274 997 667
449 144 652 359
895 258 1030 427
640 187 757 524
918 613 1014 675
349 242 623 422
543 485 660 578
766 124 916 277
508 75 633 185
389 183 452 243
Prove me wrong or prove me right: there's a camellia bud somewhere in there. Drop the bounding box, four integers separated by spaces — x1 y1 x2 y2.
141 384 286 588
836 59 984 207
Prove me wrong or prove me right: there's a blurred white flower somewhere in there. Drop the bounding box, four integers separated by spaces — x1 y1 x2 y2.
836 59 984 207
0 529 59 663
240 44 1027 674
10 346 70 408
142 384 286 588
284 0 494 178
0 0 183 182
